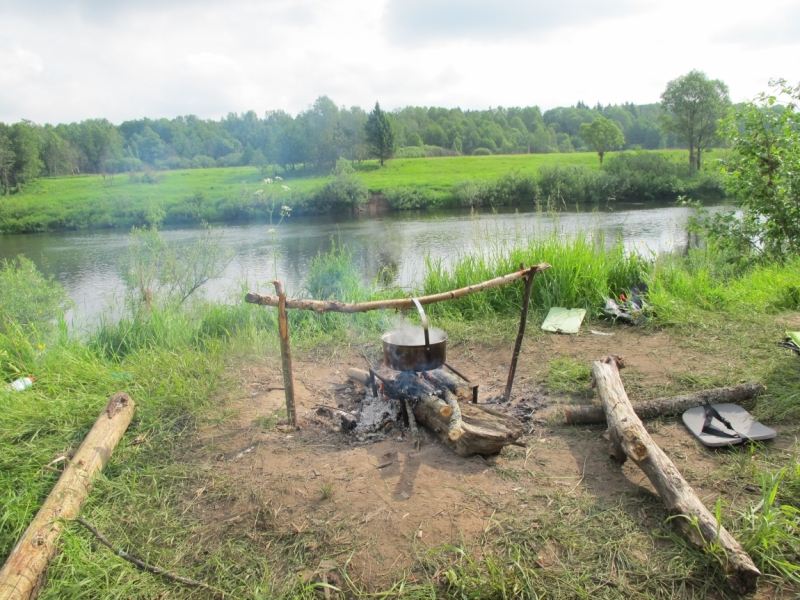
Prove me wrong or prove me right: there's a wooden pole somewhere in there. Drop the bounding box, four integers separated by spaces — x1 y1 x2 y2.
563 382 767 425
271 280 296 427
503 267 535 402
246 264 551 313
591 356 760 595
0 393 136 600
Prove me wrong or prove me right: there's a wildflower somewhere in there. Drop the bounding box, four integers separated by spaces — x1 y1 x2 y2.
37 344 46 351
254 189 264 195
263 178 273 184
281 185 290 191
280 205 292 217
275 176 283 181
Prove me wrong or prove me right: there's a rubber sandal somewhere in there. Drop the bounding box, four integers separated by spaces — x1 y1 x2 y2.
682 403 776 447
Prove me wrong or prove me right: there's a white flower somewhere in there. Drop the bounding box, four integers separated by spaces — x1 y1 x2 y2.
281 205 291 212
254 189 264 195
275 176 283 181
263 178 273 184
281 185 290 191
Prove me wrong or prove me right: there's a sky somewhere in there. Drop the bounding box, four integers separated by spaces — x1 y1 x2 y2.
1 0 798 124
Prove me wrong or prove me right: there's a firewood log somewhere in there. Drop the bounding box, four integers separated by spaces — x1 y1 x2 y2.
592 356 760 595
0 393 136 600
563 382 766 425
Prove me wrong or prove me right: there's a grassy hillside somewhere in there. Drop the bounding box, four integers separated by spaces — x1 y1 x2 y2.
0 149 713 233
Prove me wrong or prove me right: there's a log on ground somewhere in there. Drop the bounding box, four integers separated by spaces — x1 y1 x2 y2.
0 393 136 600
347 368 523 456
592 356 760 595
563 382 767 425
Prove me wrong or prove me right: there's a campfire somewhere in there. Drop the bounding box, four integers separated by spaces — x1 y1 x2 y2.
343 299 525 456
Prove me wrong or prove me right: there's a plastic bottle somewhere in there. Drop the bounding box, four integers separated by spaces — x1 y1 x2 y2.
8 377 35 391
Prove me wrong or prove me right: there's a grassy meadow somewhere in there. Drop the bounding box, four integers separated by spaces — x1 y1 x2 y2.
0 149 719 233
1 224 799 598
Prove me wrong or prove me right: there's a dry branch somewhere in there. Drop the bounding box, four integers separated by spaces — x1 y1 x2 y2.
74 518 209 589
0 393 136 600
592 356 760 595
246 264 551 313
563 382 767 425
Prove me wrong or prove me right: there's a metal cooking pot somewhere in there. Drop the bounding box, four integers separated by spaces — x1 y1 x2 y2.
382 298 447 371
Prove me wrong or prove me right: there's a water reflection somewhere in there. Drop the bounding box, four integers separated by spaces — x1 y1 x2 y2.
0 200 720 327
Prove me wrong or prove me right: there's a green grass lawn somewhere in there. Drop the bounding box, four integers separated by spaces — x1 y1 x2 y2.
0 149 701 233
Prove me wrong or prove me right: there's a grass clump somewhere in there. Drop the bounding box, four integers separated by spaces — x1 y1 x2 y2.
423 225 648 320
546 357 593 397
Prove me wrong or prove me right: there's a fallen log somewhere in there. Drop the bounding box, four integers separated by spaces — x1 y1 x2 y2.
246 263 551 313
347 368 523 456
0 393 136 600
592 356 760 595
563 382 767 425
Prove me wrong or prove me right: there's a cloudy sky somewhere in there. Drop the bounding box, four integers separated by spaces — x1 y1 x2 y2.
1 0 798 124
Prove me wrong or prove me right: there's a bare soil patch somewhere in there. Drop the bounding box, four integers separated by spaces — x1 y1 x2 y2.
182 324 798 593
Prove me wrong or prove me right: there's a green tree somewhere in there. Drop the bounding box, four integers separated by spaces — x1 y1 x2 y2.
579 117 624 164
364 102 397 166
660 70 730 170
10 121 43 190
698 80 800 260
0 124 14 195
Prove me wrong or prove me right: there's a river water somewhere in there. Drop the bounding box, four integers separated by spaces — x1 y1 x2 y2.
0 201 709 328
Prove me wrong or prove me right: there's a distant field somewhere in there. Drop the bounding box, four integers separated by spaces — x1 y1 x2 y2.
0 149 703 233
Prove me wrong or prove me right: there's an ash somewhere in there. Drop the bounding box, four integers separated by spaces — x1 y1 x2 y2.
354 389 402 435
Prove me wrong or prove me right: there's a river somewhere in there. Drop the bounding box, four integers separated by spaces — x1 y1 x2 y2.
0 200 710 328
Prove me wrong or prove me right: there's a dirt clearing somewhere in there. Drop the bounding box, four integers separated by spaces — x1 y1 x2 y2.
181 322 799 595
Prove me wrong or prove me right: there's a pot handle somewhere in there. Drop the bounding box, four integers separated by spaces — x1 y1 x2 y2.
411 298 430 347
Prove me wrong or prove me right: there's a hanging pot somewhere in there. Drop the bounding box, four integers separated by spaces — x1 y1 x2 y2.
382 298 447 371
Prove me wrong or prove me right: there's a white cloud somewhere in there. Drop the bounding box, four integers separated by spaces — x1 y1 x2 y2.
383 0 644 45
0 0 797 124
0 47 44 85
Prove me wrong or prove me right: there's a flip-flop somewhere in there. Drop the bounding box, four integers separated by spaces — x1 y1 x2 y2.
682 403 776 447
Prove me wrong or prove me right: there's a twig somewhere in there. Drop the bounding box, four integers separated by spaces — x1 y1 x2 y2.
75 517 210 589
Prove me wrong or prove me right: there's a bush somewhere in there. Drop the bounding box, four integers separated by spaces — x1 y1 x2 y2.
453 180 490 207
309 158 368 213
0 257 71 379
395 145 457 159
383 187 438 209
472 147 492 156
537 164 615 204
701 81 800 260
602 151 685 200
191 155 216 169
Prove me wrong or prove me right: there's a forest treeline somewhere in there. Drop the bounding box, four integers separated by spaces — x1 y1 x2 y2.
0 97 675 191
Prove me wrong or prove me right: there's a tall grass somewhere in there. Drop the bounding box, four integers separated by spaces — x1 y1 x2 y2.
422 223 648 320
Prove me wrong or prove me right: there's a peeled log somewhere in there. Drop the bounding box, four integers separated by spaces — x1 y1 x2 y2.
563 382 766 425
592 356 760 595
0 393 136 600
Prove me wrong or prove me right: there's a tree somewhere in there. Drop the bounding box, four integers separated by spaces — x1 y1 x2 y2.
579 117 624 164
697 80 800 260
364 102 397 166
0 124 14 195
10 121 43 190
660 70 730 170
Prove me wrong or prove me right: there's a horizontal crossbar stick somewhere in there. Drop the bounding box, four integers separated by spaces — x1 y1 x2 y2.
244 263 551 313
